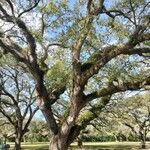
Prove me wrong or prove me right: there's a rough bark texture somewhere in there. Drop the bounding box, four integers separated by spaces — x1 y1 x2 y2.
0 1 150 150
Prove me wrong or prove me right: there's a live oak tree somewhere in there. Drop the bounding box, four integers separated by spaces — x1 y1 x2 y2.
118 93 150 149
0 0 150 150
109 92 150 149
26 119 49 143
0 65 38 150
91 92 150 149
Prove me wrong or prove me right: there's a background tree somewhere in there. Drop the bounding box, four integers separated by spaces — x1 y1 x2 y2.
0 113 14 145
93 92 150 149
25 119 49 143
0 64 39 150
117 93 150 149
0 0 150 150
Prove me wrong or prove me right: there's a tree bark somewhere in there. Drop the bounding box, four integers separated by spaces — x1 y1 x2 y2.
49 125 81 150
49 135 69 150
15 134 22 150
140 135 146 149
48 97 84 150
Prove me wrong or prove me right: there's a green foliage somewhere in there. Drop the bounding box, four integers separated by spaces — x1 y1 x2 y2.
78 111 95 124
103 55 140 83
114 0 145 9
45 61 69 90
41 1 68 15
43 2 59 14
108 20 130 42
25 120 49 143
0 0 150 148
81 135 115 142
0 54 18 67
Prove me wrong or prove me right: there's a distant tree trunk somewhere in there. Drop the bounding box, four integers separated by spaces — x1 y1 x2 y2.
23 136 26 143
77 137 82 148
14 128 23 150
140 135 146 149
15 135 22 150
113 134 118 142
139 132 146 149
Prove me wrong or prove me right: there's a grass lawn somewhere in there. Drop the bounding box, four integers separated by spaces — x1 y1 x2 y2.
71 142 150 149
9 143 49 150
8 142 150 150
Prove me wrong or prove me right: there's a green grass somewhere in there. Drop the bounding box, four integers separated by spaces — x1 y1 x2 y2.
8 142 150 150
9 143 49 150
71 142 150 149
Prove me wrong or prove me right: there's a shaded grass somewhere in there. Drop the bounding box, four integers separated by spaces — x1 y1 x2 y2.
9 143 49 150
8 142 150 150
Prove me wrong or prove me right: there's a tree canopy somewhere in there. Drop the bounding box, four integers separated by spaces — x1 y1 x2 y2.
0 0 150 150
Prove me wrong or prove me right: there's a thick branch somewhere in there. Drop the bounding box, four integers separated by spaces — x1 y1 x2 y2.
0 3 9 16
81 31 150 84
15 19 37 63
85 76 150 102
87 0 104 16
72 16 93 88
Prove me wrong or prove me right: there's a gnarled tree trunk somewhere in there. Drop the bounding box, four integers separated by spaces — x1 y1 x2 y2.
50 135 70 150
49 124 81 150
48 113 81 149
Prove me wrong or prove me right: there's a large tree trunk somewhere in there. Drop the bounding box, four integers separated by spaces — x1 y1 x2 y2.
49 126 81 150
48 101 83 150
14 126 23 150
49 115 80 149
49 135 69 150
35 70 84 150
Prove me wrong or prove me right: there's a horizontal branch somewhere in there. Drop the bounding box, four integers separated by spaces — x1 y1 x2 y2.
81 32 150 84
84 76 150 102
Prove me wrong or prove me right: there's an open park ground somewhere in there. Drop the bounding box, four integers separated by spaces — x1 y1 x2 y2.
8 142 150 150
